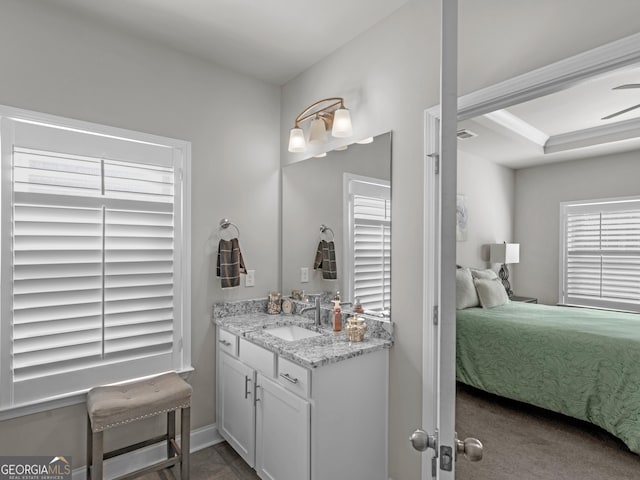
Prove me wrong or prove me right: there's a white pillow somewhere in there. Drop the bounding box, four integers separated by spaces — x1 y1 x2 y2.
456 267 480 309
474 278 509 308
471 268 499 280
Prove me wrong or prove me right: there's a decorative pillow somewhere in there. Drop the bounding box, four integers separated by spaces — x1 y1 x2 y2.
474 278 509 308
470 268 499 280
456 267 480 309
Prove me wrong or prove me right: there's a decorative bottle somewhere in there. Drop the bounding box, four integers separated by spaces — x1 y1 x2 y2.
332 292 342 332
353 298 364 314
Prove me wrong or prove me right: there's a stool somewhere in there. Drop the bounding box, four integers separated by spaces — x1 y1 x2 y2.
86 372 192 480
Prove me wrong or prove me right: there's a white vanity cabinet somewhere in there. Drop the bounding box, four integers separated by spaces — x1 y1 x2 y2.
219 351 256 467
216 326 389 480
255 373 310 480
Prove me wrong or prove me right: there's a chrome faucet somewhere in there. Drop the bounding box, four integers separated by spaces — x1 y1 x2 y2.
299 294 322 327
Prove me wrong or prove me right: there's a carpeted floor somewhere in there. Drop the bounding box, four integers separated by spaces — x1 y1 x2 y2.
456 383 640 480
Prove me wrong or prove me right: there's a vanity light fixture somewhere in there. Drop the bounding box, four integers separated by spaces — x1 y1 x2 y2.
288 97 353 153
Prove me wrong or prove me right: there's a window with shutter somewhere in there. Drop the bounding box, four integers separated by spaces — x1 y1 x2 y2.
0 107 191 412
560 197 640 313
344 174 390 314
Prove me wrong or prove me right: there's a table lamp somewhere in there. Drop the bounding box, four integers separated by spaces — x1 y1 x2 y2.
489 242 520 298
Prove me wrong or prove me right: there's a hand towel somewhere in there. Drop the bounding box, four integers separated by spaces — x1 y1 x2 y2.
217 238 247 288
313 240 337 280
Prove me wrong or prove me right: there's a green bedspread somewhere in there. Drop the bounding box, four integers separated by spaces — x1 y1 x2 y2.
456 302 640 454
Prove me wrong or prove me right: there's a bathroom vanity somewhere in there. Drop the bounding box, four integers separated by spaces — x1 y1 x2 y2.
213 300 392 480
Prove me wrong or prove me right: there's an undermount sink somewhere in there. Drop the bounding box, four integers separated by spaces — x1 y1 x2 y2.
265 325 323 341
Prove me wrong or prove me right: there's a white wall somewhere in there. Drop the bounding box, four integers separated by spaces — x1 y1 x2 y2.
515 150 640 306
456 151 515 269
282 1 640 478
0 0 280 465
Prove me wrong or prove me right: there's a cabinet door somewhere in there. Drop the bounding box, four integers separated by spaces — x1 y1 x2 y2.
255 373 310 480
219 352 256 467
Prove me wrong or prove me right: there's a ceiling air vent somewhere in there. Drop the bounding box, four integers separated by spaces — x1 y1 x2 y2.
457 129 478 140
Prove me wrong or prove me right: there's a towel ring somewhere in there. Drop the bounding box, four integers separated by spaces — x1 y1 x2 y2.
320 224 334 241
218 218 240 238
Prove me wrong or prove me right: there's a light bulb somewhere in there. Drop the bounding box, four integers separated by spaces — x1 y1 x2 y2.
288 127 306 152
308 116 327 145
331 108 353 138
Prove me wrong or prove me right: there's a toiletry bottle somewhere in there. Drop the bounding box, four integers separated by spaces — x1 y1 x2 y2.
333 292 342 332
353 298 364 314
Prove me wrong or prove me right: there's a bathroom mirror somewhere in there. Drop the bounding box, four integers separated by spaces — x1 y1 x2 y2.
281 131 392 316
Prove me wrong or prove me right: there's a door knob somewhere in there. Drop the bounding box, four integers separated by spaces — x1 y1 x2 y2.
410 429 437 452
455 437 483 462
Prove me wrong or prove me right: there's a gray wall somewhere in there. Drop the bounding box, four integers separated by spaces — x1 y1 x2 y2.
281 1 640 478
515 150 640 306
456 150 515 270
0 0 280 465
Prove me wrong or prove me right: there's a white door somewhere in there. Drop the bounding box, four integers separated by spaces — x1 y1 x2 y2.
255 373 310 480
219 352 256 467
411 1 483 478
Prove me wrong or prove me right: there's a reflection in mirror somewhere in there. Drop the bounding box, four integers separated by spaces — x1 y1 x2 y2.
282 131 391 318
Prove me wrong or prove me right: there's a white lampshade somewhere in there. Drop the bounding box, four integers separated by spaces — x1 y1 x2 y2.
331 107 353 137
490 243 520 264
308 116 327 145
288 127 306 152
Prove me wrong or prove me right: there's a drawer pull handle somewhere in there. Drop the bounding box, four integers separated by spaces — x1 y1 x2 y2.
244 375 251 399
280 373 299 384
218 339 232 347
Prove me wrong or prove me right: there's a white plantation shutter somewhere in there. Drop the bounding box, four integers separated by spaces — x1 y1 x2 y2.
561 198 640 313
346 176 391 314
1 112 191 410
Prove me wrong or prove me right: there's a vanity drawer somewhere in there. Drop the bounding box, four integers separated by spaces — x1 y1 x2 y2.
217 328 238 356
277 357 310 398
239 338 275 377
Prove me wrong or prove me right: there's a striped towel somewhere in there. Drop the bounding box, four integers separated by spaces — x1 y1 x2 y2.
216 238 247 288
313 240 337 280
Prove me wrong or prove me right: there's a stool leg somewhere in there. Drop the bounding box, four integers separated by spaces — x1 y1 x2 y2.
92 430 104 480
167 410 176 459
180 407 191 480
86 416 92 480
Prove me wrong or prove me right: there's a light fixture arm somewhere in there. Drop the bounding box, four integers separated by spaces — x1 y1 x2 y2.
293 97 345 128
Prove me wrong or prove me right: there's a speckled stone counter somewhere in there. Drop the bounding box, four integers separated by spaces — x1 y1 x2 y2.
213 299 393 369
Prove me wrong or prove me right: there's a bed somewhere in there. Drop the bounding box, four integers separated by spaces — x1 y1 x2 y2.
456 300 640 454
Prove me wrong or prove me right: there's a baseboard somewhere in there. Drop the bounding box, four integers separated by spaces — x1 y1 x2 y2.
72 423 224 480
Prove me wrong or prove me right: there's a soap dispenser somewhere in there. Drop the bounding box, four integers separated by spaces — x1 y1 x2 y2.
332 292 342 332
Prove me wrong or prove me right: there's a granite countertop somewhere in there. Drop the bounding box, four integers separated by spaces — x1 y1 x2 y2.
214 312 392 369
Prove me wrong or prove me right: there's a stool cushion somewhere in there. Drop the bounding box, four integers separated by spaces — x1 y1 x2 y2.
87 372 192 432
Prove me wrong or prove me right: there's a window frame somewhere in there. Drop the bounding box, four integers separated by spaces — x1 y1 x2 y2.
0 105 192 419
559 195 640 313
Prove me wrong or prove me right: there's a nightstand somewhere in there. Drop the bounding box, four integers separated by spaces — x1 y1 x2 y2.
510 295 537 304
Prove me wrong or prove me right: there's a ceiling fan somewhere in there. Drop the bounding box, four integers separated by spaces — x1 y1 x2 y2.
602 84 640 120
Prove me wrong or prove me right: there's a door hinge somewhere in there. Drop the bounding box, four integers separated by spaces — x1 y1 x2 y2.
427 153 440 174
433 305 439 325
